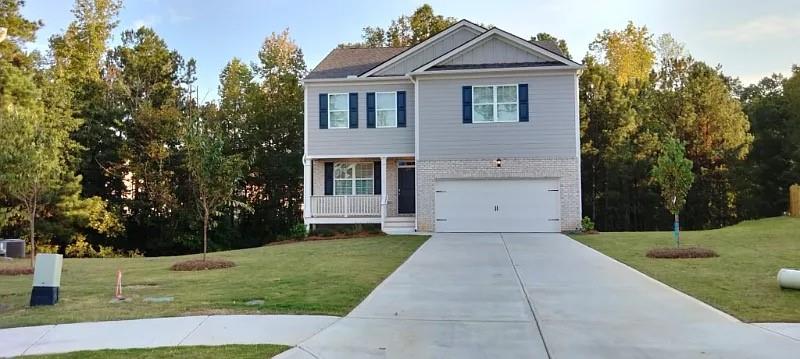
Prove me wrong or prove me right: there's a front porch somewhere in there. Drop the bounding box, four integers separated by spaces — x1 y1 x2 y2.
303 156 416 231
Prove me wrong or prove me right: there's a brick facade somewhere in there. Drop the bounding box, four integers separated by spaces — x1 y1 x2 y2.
416 158 581 232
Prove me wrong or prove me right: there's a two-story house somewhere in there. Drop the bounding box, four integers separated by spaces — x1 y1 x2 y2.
302 20 582 234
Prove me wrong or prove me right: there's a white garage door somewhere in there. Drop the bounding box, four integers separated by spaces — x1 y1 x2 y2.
434 179 561 232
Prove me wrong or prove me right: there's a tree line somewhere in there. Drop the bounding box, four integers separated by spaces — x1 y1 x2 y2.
0 2 797 258
1 0 304 257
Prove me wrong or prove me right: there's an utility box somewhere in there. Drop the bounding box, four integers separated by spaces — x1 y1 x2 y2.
30 254 63 306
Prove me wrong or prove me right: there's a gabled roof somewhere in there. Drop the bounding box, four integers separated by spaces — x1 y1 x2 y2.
305 47 408 80
359 19 486 78
413 27 581 74
531 40 566 58
304 20 579 81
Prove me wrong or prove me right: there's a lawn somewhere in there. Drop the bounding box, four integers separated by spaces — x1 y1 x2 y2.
571 216 800 322
25 344 288 358
0 235 427 328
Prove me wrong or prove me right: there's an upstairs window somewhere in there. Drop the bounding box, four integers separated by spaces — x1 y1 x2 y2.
328 93 349 128
333 162 374 195
472 85 518 123
376 92 397 128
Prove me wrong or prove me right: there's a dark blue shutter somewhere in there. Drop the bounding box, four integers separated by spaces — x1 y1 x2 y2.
518 84 529 122
397 91 406 128
462 86 472 124
373 161 381 194
349 92 358 128
319 93 328 129
324 162 333 195
366 92 376 128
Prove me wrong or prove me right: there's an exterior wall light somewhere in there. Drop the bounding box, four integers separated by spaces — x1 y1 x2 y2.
496 158 502 167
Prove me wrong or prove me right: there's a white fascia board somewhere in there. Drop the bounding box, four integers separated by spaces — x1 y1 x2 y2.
306 153 415 159
410 66 581 79
359 20 486 78
302 76 410 85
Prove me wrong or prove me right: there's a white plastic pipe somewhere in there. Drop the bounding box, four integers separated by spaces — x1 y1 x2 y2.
777 268 800 289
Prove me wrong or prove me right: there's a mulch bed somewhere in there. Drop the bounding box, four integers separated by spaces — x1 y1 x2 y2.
0 267 34 276
646 247 719 259
170 259 236 271
269 231 385 246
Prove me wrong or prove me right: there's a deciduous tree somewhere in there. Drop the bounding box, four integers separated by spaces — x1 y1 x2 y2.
651 138 695 247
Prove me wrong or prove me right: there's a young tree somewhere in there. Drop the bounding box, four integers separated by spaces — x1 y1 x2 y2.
0 0 79 266
651 138 695 247
183 114 247 261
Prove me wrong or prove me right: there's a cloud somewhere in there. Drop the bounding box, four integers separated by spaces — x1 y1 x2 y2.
710 13 800 42
167 9 191 24
132 15 160 29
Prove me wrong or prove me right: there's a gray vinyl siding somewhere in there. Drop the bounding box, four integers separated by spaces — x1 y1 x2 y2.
417 72 578 160
306 82 415 156
441 37 550 65
375 27 480 76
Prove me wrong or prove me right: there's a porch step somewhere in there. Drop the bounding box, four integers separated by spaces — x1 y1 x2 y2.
383 227 417 235
384 216 415 224
383 216 415 235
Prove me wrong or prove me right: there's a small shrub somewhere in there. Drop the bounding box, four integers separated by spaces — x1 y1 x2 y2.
65 234 98 258
581 216 596 233
646 247 719 259
0 267 34 276
170 259 236 271
288 223 307 239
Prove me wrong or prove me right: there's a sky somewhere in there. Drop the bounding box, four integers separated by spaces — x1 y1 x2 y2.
21 0 800 101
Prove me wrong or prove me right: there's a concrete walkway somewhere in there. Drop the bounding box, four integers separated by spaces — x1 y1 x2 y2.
277 233 800 358
1 315 338 357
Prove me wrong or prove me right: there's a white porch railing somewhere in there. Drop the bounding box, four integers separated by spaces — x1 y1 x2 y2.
310 195 381 217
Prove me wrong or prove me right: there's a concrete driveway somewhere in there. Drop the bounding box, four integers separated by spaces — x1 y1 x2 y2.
278 233 800 358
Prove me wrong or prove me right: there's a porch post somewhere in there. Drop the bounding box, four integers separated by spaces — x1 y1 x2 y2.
303 157 312 227
380 157 387 230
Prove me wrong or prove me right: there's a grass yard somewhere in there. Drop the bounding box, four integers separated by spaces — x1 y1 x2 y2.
25 344 289 358
571 216 800 322
0 235 427 328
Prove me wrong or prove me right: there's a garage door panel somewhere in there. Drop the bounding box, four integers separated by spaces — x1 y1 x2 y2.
435 179 560 232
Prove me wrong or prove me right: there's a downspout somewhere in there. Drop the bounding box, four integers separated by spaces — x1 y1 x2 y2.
302 84 312 230
575 68 584 231
408 73 420 232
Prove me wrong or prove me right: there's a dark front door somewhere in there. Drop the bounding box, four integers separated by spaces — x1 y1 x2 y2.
398 167 415 214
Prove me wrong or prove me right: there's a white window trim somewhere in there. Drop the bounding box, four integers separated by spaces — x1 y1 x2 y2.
328 93 349 129
471 84 519 123
375 91 397 128
333 162 374 196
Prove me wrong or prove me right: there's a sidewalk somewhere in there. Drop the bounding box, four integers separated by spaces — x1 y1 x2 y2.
1 315 338 357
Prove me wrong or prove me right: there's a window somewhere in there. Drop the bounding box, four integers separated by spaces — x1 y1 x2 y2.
328 93 349 129
333 163 374 195
376 92 397 128
472 85 518 123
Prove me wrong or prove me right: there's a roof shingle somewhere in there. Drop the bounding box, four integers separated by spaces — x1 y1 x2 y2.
305 47 408 80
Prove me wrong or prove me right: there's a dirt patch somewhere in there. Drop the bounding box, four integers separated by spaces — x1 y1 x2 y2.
0 267 33 276
170 259 236 271
646 247 719 259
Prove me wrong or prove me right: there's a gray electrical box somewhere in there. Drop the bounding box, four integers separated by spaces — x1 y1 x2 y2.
31 254 63 306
